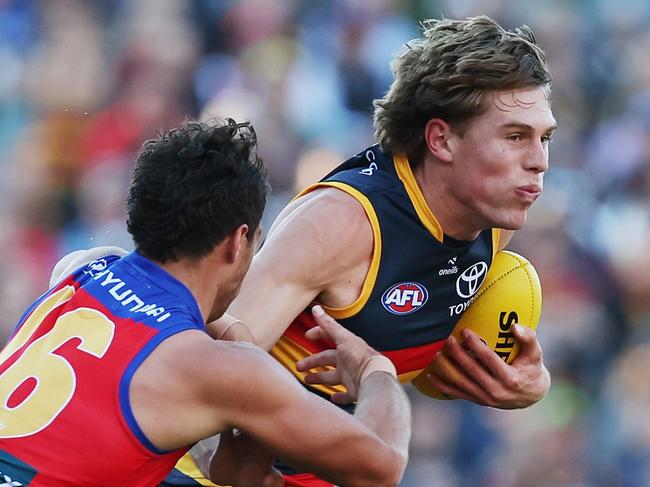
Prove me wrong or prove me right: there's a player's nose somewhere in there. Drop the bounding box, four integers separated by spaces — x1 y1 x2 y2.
525 139 549 173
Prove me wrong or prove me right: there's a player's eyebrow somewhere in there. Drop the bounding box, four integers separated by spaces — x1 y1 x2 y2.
500 122 558 134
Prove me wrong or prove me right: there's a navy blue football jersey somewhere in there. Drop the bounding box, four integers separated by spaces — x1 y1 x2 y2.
273 144 499 390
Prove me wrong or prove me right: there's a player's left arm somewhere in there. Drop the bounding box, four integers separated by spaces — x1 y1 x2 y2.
426 228 549 409
427 320 550 409
432 228 548 408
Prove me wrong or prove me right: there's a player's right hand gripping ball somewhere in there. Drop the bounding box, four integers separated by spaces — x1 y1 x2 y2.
412 250 542 399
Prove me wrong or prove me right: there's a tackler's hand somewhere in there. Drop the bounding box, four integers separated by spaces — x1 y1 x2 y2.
295 306 387 405
208 430 284 487
426 324 550 409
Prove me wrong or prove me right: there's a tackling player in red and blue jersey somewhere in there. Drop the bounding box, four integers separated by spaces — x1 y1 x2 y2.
0 252 203 485
0 119 411 487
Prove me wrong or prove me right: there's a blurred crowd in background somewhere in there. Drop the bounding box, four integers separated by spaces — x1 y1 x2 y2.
0 0 648 485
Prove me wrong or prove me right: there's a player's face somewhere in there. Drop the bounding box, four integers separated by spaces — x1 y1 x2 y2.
447 86 556 232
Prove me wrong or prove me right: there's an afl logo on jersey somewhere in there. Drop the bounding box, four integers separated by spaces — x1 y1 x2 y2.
381 282 429 315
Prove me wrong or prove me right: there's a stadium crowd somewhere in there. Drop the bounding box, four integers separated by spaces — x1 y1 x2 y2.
0 0 648 485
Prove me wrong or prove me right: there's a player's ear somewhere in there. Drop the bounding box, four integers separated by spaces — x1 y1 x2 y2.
224 224 249 263
424 118 453 163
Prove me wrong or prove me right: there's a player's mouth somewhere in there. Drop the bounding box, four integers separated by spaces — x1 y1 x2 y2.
515 184 542 203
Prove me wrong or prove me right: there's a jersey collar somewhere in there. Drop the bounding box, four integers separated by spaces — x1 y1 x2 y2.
393 153 444 243
121 251 204 325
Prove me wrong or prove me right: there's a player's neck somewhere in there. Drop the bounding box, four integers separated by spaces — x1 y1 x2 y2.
157 257 222 323
412 156 482 241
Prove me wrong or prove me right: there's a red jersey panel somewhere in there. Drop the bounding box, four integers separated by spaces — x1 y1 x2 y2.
0 252 205 486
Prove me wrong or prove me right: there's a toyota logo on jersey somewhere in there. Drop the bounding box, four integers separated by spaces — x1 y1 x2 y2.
381 282 429 315
456 261 488 298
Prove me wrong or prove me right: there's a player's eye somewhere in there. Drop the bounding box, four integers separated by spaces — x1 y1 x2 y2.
541 134 553 145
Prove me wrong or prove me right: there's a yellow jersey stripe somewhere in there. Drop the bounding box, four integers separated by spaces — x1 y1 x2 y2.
294 181 382 320
174 454 220 486
393 154 444 242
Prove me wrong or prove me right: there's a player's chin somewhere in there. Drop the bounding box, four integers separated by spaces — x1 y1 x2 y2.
496 209 529 230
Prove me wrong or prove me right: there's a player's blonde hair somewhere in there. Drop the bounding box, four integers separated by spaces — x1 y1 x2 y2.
373 15 551 165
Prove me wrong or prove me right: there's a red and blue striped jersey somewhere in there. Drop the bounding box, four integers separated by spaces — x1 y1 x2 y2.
0 251 205 486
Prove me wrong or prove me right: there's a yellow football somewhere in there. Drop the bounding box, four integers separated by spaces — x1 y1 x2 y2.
412 250 542 399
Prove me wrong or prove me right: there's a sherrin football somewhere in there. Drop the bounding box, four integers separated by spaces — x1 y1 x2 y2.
412 250 542 399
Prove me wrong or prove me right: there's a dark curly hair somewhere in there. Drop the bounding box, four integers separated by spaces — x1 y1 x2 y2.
126 118 269 263
373 15 551 166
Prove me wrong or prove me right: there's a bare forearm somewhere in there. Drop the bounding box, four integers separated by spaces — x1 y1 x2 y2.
354 372 411 464
292 309 411 486
205 313 254 343
354 372 411 481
